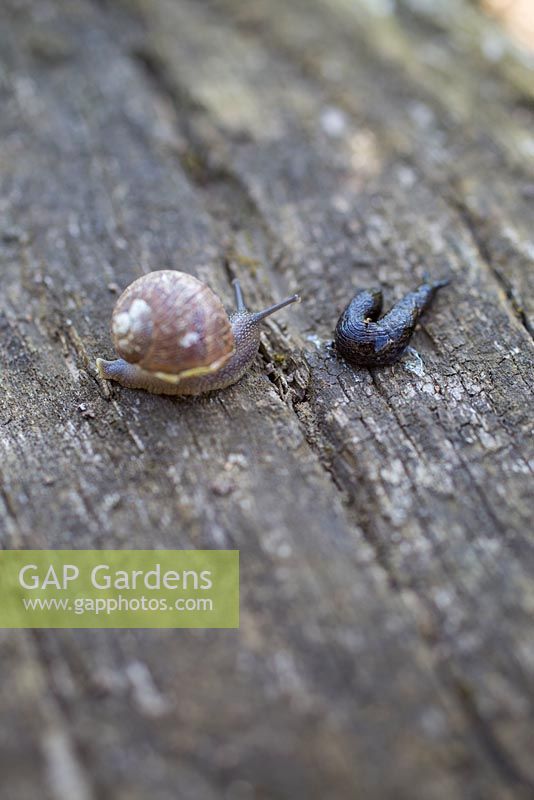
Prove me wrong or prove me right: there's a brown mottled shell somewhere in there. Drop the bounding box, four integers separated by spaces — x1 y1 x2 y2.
111 271 235 379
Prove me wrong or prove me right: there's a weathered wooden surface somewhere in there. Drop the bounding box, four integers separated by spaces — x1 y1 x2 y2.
0 0 533 797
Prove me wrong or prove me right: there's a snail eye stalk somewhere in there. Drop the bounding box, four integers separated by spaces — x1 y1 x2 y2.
250 294 301 323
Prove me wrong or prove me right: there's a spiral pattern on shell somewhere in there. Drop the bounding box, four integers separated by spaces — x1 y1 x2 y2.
111 270 235 376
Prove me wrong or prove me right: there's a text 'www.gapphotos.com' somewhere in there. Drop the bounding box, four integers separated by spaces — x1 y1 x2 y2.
22 595 214 615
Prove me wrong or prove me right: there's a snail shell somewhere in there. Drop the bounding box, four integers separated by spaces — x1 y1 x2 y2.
111 270 235 381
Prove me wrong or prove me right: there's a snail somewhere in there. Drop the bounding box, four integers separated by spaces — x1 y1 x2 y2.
96 270 300 395
334 278 448 367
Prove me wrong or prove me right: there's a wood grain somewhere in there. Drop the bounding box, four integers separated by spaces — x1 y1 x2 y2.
0 0 533 797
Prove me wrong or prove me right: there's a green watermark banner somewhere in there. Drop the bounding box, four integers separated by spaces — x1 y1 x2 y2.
0 550 239 628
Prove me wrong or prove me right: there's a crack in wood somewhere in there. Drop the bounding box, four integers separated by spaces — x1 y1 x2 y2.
447 193 533 340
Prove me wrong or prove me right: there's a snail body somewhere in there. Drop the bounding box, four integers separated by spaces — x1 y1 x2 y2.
96 270 299 395
335 279 448 367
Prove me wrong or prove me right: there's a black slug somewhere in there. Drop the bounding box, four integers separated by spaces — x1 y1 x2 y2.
334 279 448 367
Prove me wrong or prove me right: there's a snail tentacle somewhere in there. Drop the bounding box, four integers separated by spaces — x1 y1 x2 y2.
232 278 247 313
